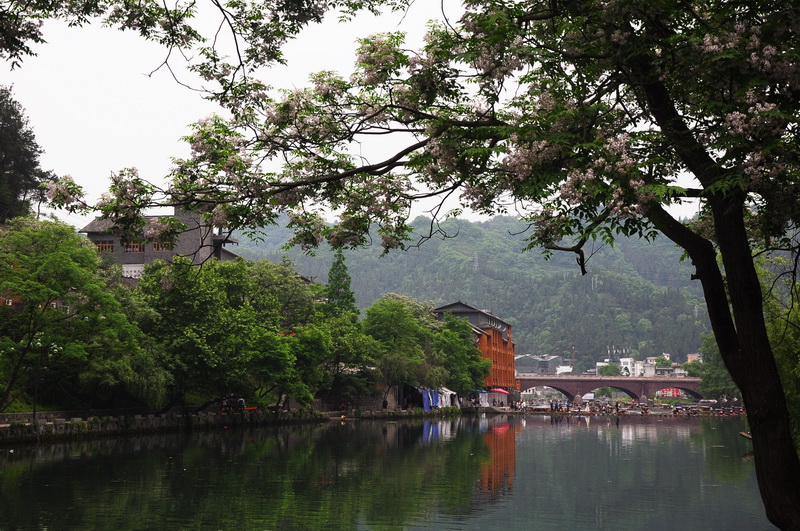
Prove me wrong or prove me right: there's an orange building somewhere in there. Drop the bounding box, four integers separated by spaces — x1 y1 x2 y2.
432 301 516 389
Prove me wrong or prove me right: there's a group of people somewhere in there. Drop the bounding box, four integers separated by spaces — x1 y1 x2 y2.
549 400 573 412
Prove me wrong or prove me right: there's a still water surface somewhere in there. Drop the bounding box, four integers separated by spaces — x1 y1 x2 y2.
0 415 770 530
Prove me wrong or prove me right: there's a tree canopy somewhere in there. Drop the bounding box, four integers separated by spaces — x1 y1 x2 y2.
363 293 488 397
0 86 48 222
324 249 358 316
0 216 486 418
0 217 164 411
17 1 800 526
136 256 326 406
597 364 621 377
236 215 711 366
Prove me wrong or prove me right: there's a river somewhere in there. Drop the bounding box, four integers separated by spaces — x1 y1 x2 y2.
0 414 771 530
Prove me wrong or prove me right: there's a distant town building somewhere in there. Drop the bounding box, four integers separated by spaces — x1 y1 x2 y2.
671 364 689 377
655 365 673 377
636 360 657 377
432 301 516 389
80 207 239 279
609 357 658 377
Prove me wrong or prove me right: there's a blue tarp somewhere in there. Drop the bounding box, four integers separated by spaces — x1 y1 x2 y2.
421 389 440 412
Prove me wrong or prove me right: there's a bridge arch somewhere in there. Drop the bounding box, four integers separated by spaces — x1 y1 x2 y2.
586 386 639 401
516 375 703 402
535 384 579 402
522 384 639 402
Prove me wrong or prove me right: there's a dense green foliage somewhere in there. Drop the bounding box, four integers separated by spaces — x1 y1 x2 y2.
0 218 166 411
0 87 48 222
137 257 272 404
363 294 489 397
323 249 358 317
0 219 487 412
761 256 800 449
597 364 621 377
696 334 738 399
237 216 710 368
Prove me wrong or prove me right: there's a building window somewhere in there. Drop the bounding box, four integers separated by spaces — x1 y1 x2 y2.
124 241 145 253
152 241 173 252
95 240 114 253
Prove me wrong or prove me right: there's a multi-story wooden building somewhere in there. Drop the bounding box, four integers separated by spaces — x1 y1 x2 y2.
432 301 516 389
80 207 239 279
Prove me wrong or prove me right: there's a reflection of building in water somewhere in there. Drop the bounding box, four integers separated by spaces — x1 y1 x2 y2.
478 422 518 499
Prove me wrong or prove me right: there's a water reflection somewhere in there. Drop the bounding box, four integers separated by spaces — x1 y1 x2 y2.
0 415 771 530
477 419 517 502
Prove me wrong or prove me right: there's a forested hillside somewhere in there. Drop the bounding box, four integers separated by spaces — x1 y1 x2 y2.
235 216 709 370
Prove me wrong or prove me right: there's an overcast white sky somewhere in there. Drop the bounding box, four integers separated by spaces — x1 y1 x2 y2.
2 3 457 228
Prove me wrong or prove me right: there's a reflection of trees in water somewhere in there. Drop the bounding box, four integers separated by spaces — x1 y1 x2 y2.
0 417 761 529
0 419 490 529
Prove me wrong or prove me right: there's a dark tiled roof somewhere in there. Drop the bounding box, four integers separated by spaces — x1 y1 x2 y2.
432 300 511 326
80 218 116 233
80 216 161 234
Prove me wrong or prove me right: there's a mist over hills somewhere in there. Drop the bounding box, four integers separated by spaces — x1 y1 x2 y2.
235 216 709 370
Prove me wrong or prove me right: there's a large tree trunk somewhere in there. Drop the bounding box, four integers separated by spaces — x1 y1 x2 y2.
629 33 800 527
647 202 800 529
711 199 800 530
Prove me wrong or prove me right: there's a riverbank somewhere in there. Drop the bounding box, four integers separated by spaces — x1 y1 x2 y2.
0 406 466 445
0 404 746 445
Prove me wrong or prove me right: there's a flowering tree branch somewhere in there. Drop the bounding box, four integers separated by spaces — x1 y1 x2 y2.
29 2 800 524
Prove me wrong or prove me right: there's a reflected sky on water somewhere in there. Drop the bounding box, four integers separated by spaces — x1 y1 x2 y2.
0 415 771 530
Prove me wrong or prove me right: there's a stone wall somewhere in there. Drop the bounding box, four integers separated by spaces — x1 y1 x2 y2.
0 409 324 445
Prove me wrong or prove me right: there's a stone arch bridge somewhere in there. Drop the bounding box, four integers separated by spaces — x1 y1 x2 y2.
516 374 703 402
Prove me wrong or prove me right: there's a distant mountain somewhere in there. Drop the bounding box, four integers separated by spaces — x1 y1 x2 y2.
234 216 709 369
